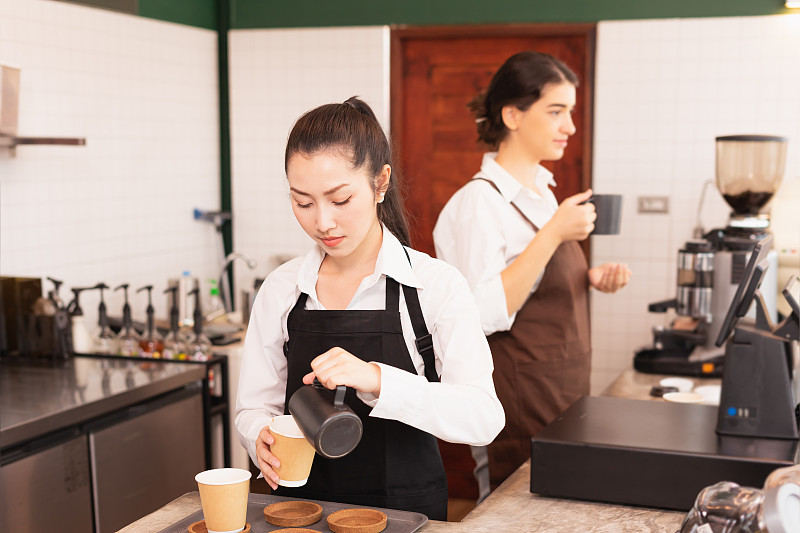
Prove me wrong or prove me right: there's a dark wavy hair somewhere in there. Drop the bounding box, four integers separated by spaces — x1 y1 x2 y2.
285 96 410 247
469 51 579 149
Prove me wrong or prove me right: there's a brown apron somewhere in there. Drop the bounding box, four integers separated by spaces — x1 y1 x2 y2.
475 178 592 488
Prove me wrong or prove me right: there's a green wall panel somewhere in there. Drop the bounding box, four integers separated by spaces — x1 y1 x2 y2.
139 0 217 30
231 0 793 29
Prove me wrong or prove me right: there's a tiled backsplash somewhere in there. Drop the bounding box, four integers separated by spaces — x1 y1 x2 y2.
2 3 797 392
590 15 800 392
0 0 220 327
228 26 389 305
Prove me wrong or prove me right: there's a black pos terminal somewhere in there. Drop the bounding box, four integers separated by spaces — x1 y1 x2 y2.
531 234 799 510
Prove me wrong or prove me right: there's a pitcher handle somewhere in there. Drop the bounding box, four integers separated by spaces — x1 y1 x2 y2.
334 385 347 408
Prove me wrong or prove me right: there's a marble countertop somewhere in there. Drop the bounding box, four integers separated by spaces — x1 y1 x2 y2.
0 354 205 448
120 368 700 533
119 461 685 533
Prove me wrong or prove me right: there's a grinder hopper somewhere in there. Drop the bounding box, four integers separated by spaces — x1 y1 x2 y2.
715 135 788 229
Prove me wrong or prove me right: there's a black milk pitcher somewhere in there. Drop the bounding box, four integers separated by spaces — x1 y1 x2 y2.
287 380 363 459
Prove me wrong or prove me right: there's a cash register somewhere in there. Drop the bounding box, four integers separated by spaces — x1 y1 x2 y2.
531 235 800 510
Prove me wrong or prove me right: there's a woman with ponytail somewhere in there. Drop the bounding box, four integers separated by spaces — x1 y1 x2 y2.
236 97 504 520
434 52 631 491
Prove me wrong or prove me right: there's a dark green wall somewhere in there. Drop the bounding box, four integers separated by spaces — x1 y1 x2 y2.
231 0 793 29
57 0 217 30
139 0 217 30
59 1 794 30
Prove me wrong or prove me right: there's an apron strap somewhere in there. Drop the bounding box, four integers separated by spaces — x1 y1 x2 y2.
385 277 400 311
283 292 310 357
472 177 541 232
401 247 440 383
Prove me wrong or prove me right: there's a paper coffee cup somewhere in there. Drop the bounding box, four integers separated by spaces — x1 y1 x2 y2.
195 468 251 533
269 414 316 487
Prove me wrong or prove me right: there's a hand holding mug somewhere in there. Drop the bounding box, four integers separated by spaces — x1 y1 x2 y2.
546 189 596 243
303 347 382 396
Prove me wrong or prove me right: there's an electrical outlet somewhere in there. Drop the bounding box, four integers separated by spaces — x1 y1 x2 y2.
638 196 669 214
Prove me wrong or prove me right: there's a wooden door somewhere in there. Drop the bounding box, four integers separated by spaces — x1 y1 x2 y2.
390 25 596 502
391 25 596 256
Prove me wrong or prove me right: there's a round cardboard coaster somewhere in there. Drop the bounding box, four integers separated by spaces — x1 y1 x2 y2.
327 508 388 533
272 529 318 532
187 520 251 533
263 500 323 527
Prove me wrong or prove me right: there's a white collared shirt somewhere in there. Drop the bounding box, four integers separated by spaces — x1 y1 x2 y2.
433 152 559 336
235 228 505 466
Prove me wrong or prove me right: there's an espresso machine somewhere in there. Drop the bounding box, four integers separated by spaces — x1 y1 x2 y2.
635 135 786 376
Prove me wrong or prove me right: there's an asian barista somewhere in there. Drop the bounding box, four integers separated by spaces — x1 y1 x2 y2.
434 52 631 490
235 97 505 520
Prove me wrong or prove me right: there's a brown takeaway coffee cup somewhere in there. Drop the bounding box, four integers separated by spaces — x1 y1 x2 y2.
269 414 316 487
195 468 251 533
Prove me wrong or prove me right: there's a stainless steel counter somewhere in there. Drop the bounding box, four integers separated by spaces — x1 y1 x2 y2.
0 355 206 449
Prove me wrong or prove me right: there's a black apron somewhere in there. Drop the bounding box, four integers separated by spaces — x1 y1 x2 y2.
276 275 448 520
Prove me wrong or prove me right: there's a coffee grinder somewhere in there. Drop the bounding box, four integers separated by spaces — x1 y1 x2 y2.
636 135 786 376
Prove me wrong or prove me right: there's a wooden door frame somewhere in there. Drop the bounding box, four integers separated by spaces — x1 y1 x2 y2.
390 24 597 254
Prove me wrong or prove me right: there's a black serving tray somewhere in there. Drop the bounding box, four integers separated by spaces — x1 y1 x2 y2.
157 492 428 533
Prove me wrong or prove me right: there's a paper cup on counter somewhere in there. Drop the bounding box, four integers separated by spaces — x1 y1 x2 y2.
269 414 316 487
195 468 251 533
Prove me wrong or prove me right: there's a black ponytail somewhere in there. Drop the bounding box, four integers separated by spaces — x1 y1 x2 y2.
285 96 411 247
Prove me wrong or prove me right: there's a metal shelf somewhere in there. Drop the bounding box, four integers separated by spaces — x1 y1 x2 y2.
0 134 86 156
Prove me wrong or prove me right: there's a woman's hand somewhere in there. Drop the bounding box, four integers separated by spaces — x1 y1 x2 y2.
303 347 382 395
588 263 632 293
543 189 596 244
255 425 281 490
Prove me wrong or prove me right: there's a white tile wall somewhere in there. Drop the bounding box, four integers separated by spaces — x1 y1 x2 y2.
228 26 389 304
0 0 220 328
590 14 800 393
3 4 796 393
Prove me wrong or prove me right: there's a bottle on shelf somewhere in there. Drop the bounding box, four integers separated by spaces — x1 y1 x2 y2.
178 270 195 328
136 285 164 358
91 283 116 355
162 286 187 360
67 287 92 354
186 287 211 361
114 284 139 356
205 278 225 322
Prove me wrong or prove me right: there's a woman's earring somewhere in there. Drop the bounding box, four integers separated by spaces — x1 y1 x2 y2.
377 193 385 203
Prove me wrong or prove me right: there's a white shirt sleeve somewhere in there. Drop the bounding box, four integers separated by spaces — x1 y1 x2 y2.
234 271 292 467
433 182 516 335
367 261 505 446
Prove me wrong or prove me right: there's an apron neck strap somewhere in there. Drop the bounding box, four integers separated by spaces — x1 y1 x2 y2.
473 177 541 231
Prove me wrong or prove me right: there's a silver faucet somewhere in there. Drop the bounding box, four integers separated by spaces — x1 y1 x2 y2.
218 252 258 315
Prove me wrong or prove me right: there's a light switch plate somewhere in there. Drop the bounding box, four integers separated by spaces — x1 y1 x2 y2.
638 196 669 214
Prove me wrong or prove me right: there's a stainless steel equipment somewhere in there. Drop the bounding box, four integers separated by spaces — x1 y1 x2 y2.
0 433 93 531
635 135 787 376
88 388 204 533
